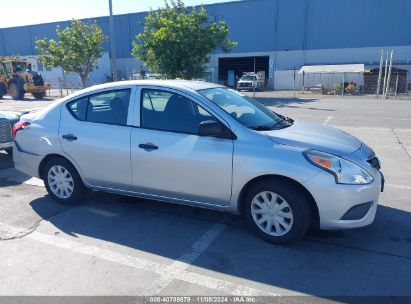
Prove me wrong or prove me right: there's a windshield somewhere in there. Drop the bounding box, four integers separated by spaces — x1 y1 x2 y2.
12 62 27 73
241 75 255 81
198 87 282 129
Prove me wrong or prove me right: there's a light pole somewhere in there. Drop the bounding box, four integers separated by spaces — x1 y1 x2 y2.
109 0 117 81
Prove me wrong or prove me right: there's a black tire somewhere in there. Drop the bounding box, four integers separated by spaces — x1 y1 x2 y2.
0 82 6 99
243 179 313 244
32 92 45 99
42 157 86 205
9 83 24 100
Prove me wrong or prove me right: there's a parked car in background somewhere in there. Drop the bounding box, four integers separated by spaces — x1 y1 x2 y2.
0 110 25 154
237 72 265 91
13 80 384 243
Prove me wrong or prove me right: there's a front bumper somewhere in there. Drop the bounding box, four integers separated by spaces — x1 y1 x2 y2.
237 83 253 90
23 83 50 93
0 141 13 150
303 169 382 230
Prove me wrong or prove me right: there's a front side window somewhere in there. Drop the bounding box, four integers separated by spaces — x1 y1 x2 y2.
198 87 282 130
141 89 216 134
12 62 27 73
68 89 131 126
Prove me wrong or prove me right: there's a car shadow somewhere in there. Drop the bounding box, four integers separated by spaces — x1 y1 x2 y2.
29 193 411 297
256 97 335 112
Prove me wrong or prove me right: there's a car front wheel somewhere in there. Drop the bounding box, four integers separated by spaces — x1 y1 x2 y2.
244 179 312 244
43 158 86 205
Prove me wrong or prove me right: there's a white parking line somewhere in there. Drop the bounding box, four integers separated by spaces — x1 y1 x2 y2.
331 125 411 132
141 223 226 295
386 184 411 191
322 116 333 125
1 222 275 296
178 271 278 296
366 146 403 149
292 114 411 122
28 231 168 274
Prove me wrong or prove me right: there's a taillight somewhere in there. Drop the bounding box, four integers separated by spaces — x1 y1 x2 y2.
12 121 30 139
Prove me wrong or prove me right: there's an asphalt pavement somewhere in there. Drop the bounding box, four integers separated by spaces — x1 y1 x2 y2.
0 93 410 299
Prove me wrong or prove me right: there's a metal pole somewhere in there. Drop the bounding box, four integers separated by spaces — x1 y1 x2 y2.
342 73 345 96
253 57 256 98
394 72 399 100
109 0 118 81
293 67 296 97
302 71 305 92
382 51 389 99
376 49 384 97
385 50 394 99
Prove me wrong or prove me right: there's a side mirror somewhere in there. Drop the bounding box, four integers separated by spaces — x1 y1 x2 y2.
198 120 223 137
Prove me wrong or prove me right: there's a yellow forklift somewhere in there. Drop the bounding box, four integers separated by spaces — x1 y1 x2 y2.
0 59 50 100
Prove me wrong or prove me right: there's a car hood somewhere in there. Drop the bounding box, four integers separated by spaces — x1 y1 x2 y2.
0 110 23 125
263 120 362 156
0 110 38 125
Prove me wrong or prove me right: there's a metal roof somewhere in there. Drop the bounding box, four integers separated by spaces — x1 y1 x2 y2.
298 64 365 74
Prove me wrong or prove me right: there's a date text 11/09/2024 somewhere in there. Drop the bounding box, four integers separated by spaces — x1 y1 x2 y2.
149 296 257 303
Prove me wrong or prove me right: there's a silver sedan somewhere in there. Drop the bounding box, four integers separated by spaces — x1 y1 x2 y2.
13 80 383 243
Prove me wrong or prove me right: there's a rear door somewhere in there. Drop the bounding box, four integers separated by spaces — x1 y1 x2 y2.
59 87 135 189
130 87 234 206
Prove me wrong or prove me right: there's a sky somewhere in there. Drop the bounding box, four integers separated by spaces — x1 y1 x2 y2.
0 0 240 28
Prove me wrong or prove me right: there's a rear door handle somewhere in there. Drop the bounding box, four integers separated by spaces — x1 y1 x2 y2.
138 143 158 150
62 134 77 141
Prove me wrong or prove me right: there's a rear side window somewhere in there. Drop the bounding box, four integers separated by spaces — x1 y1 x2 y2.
68 97 88 121
67 89 131 126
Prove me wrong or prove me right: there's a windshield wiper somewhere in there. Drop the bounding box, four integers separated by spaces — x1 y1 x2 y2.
272 120 289 128
249 125 274 131
273 112 294 124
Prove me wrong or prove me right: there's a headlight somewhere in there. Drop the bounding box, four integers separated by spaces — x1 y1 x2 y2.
303 150 374 185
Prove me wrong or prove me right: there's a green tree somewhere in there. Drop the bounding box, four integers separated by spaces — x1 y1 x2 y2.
132 0 237 79
35 19 107 88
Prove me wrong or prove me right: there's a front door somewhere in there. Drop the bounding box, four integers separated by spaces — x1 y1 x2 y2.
130 88 233 206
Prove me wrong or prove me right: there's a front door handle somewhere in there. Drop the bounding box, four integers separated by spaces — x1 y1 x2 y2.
62 134 77 141
138 143 158 150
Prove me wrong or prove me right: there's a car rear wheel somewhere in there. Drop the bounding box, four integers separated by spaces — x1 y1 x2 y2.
243 179 312 244
43 158 86 205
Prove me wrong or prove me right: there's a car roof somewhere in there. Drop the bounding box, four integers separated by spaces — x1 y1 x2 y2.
56 80 224 105
78 80 222 94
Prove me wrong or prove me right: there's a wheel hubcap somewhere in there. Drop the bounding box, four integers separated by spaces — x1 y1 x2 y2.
47 165 74 199
251 191 294 236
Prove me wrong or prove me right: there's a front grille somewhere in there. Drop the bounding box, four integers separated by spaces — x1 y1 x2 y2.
367 156 381 170
239 83 252 87
0 118 13 143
